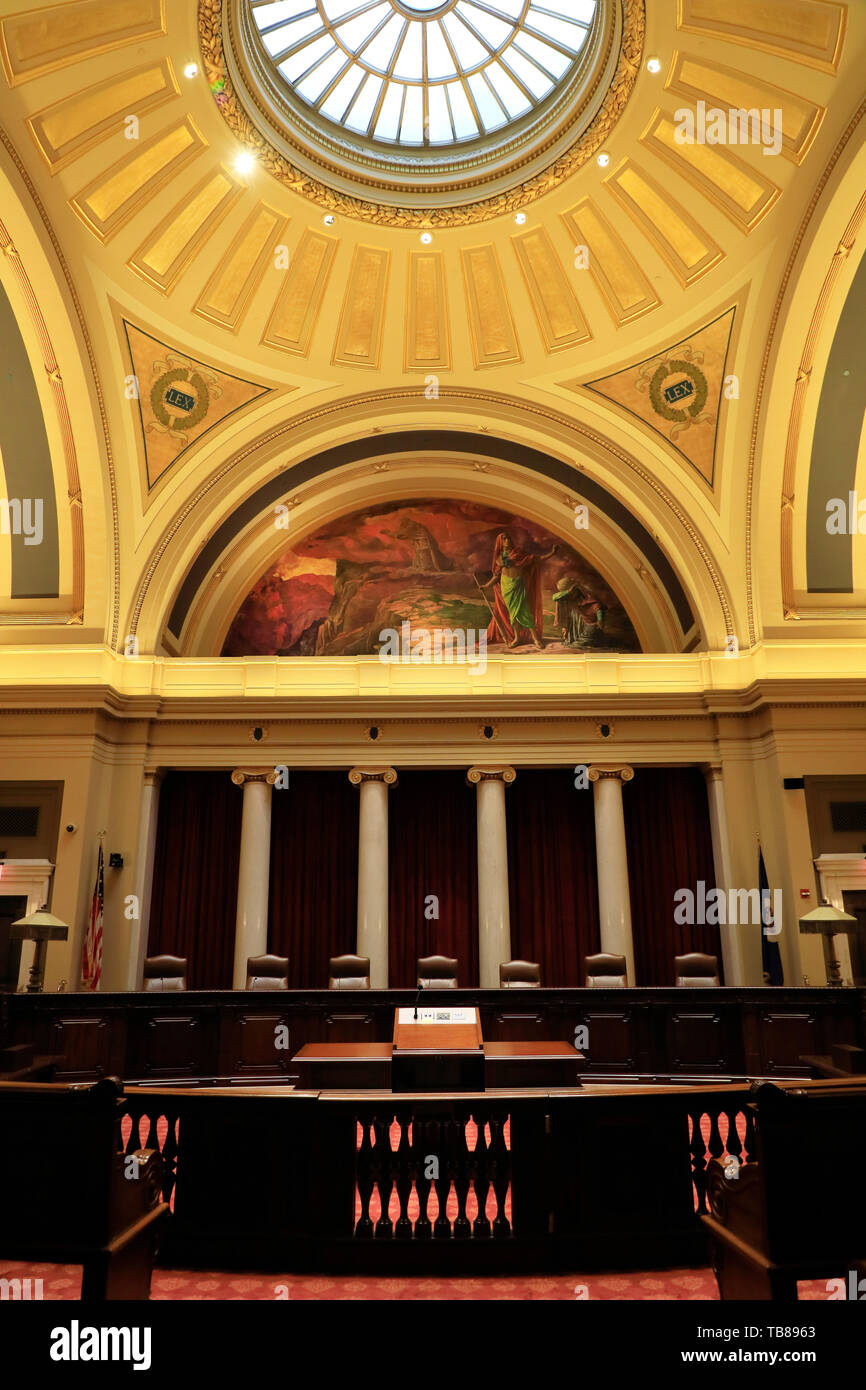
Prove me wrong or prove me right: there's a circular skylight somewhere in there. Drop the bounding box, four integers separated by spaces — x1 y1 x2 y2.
248 0 597 147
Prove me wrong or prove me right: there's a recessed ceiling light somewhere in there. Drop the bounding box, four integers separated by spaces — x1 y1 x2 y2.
597 152 610 167
235 151 256 175
647 57 661 74
323 214 335 227
420 232 433 244
184 63 198 79
514 212 527 225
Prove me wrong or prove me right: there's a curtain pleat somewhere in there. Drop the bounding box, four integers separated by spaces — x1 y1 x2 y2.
623 767 721 985
148 771 242 989
388 771 479 988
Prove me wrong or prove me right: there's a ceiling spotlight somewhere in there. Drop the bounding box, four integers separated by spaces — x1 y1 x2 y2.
647 57 661 74
420 231 433 244
514 212 527 225
597 152 610 167
184 62 198 79
323 214 335 226
235 150 256 175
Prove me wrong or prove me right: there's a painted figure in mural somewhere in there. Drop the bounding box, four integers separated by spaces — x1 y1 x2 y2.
396 517 454 572
553 580 607 646
481 531 557 649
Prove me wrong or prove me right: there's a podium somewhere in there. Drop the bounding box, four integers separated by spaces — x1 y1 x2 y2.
392 1006 484 1092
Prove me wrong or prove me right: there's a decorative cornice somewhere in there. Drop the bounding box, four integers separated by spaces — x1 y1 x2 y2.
199 0 644 227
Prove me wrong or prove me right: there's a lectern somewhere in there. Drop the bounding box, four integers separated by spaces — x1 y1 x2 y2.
392 1005 484 1092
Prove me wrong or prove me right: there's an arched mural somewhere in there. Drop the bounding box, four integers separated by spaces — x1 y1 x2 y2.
222 499 641 657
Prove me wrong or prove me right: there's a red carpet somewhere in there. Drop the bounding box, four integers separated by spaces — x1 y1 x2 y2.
0 1261 831 1301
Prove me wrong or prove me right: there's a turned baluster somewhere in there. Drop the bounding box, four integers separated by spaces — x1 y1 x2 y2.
355 1118 375 1238
430 1120 451 1239
490 1113 511 1238
159 1111 180 1207
394 1115 414 1239
688 1108 710 1214
471 1114 492 1239
413 1117 433 1240
742 1105 758 1165
723 1106 745 1173
373 1113 394 1238
451 1116 472 1240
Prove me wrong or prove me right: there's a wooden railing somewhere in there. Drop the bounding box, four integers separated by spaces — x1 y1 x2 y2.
115 1082 766 1272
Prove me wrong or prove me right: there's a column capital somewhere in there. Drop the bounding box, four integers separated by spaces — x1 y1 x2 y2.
467 766 516 787
700 763 724 783
231 767 279 787
143 768 165 790
588 764 634 783
348 766 398 787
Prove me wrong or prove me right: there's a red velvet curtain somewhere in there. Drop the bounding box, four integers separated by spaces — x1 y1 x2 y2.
506 768 600 986
388 771 478 988
623 766 721 986
148 771 242 989
268 770 359 988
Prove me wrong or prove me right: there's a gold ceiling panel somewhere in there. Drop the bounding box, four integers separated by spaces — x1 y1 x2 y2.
195 203 289 333
70 117 206 243
26 59 178 174
128 168 244 294
561 200 660 327
666 53 824 165
0 0 165 87
122 320 272 497
642 110 781 233
262 228 337 357
572 306 737 490
511 227 591 355
405 253 450 373
332 246 390 371
678 0 845 73
461 246 522 370
605 160 723 287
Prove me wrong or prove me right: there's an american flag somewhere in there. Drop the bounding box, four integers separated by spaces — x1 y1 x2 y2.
82 843 104 990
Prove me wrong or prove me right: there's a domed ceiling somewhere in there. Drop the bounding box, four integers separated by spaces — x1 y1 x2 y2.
0 0 862 670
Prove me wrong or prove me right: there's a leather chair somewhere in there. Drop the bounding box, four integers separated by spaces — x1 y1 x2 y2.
675 952 720 987
142 955 187 991
584 953 629 988
328 954 371 989
245 954 290 990
499 959 541 988
417 955 459 988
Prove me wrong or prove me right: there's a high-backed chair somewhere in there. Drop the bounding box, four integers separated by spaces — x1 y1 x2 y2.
675 952 720 986
245 954 290 990
584 953 628 988
142 955 187 991
417 955 459 988
328 954 371 989
499 959 541 988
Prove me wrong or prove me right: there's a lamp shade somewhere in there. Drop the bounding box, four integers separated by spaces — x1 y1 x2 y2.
798 902 857 934
10 907 69 942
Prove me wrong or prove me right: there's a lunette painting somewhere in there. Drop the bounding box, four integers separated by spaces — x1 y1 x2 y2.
222 499 641 657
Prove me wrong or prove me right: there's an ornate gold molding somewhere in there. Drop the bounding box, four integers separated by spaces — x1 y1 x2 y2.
198 0 644 227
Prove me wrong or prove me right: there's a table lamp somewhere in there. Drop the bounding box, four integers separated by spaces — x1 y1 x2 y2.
10 907 69 994
798 901 856 986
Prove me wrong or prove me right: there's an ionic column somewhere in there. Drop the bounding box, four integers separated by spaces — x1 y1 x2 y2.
129 769 164 990
467 766 516 988
349 767 397 988
702 764 746 986
231 768 278 989
588 765 635 984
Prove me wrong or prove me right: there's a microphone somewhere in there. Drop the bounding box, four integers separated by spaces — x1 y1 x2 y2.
413 981 423 1020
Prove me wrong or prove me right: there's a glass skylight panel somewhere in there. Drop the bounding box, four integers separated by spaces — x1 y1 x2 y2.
393 23 423 81
427 85 453 143
446 81 477 139
374 81 404 140
345 73 382 132
400 85 424 143
250 0 596 147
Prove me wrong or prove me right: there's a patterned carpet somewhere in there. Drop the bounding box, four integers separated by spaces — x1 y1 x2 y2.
0 1261 831 1300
